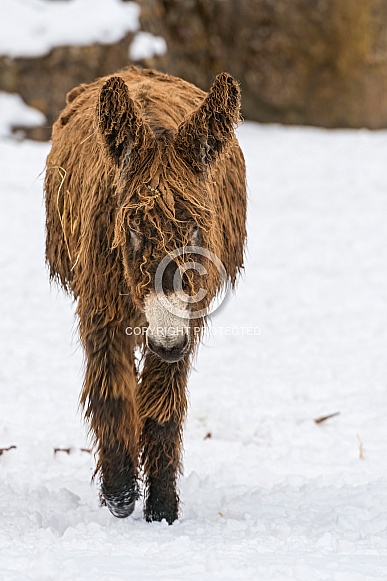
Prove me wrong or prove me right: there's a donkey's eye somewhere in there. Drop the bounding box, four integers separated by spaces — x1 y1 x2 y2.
190 223 201 244
128 227 141 251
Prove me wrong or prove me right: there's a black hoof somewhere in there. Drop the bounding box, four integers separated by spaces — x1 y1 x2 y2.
145 506 178 525
99 449 138 518
105 492 136 518
101 480 139 518
145 486 179 524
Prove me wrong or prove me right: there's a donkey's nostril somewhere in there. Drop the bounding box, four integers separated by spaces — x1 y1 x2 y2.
147 334 190 363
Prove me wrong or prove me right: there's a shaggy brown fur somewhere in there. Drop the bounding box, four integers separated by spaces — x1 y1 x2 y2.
45 66 246 523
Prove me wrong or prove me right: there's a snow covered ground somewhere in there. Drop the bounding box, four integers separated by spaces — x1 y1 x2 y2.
1 98 387 579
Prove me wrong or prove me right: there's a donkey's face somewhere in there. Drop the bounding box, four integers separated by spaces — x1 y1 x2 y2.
97 73 240 362
125 210 203 362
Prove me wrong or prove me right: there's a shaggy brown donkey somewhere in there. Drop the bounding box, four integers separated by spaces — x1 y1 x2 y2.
45 66 246 524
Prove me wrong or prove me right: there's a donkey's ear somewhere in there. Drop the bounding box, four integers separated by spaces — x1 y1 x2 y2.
174 73 241 172
97 76 153 164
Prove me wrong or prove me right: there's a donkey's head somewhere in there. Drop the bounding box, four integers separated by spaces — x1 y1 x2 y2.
97 73 240 362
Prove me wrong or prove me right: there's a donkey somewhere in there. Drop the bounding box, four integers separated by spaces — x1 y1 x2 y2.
45 66 246 523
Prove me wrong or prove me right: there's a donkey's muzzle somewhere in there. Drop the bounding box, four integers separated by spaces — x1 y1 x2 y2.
147 334 190 363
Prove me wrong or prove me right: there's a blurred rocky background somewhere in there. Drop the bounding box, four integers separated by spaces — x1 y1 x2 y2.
0 33 137 140
2 0 387 140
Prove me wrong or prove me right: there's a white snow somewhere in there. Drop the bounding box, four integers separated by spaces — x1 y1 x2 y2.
0 0 140 58
0 92 46 138
129 31 167 62
1 107 387 577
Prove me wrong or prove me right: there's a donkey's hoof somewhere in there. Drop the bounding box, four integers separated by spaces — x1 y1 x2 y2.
145 496 178 525
106 495 136 518
102 483 138 518
145 505 178 525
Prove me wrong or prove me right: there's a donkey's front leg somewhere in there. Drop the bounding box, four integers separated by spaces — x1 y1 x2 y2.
81 320 139 518
137 353 189 524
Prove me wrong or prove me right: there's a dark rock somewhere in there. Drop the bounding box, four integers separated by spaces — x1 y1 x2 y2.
2 0 387 137
0 32 136 141
139 0 387 128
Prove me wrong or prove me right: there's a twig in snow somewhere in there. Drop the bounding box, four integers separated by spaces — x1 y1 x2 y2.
0 445 16 456
357 434 364 460
314 412 340 424
54 447 92 455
